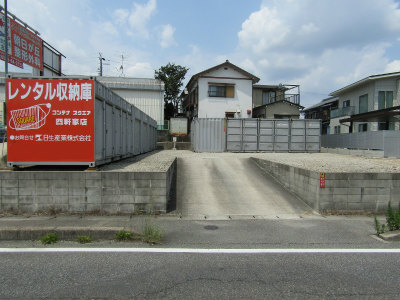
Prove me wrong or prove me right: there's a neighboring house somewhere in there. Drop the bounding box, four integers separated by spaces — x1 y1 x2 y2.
304 71 400 134
303 97 339 134
252 84 303 119
97 77 165 129
329 72 400 133
182 60 260 120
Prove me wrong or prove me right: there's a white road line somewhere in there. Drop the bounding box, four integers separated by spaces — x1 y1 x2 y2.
1 248 400 254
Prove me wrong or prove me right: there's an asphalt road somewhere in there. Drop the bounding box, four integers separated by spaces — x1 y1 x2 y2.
1 250 400 300
177 156 313 219
1 216 399 299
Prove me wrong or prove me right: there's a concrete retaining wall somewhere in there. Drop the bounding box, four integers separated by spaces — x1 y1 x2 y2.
0 158 177 214
321 147 384 158
252 157 400 212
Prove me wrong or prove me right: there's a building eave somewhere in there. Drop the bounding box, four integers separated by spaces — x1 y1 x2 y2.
330 72 400 96
185 60 260 90
339 105 400 123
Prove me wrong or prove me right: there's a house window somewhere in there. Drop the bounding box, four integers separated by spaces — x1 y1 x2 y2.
378 122 389 131
343 100 350 108
378 91 393 110
262 91 276 105
359 94 368 114
358 123 368 132
334 126 341 134
225 112 235 118
208 84 234 98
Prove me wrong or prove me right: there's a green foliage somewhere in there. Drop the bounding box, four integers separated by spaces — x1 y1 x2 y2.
386 201 400 231
40 233 59 245
115 231 133 241
77 235 92 244
154 63 189 118
374 216 386 236
142 220 163 244
375 202 400 236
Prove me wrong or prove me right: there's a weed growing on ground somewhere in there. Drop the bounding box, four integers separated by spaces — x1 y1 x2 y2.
386 201 400 231
115 231 141 241
374 201 400 235
40 233 59 245
374 216 386 236
77 235 92 244
142 220 163 244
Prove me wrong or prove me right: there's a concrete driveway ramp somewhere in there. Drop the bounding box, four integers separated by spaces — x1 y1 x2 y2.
177 156 314 220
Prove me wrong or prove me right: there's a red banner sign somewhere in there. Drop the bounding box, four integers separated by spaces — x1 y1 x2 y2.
0 12 43 70
7 79 95 163
320 172 325 188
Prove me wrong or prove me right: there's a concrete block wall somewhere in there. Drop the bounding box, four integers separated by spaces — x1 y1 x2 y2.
252 157 400 212
0 158 177 214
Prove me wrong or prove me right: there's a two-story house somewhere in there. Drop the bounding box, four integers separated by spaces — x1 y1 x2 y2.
303 97 339 134
182 60 260 120
252 84 302 119
182 61 303 122
304 71 400 134
329 72 400 134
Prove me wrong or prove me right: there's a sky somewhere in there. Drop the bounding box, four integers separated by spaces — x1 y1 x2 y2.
2 0 400 108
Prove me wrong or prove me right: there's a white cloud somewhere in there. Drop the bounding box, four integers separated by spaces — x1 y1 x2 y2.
237 0 400 107
125 62 154 77
385 60 400 73
127 0 157 38
300 23 319 35
238 7 289 54
159 24 177 48
113 9 129 26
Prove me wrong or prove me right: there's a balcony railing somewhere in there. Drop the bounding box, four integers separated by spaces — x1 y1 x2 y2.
262 94 300 106
330 106 355 118
284 94 300 105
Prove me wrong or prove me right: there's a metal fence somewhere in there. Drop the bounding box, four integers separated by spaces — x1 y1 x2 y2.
191 118 321 153
226 119 320 152
191 118 226 152
321 131 400 158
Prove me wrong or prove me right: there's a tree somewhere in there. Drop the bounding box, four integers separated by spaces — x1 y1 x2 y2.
155 63 188 119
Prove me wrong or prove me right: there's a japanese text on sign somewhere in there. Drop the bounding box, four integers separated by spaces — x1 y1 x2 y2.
8 81 93 102
0 12 43 70
7 78 95 163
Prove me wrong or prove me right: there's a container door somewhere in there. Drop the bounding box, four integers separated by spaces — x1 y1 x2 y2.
242 119 258 152
226 119 242 151
94 99 104 161
259 120 274 151
122 111 127 155
105 103 113 157
290 120 306 151
114 108 122 156
275 120 289 151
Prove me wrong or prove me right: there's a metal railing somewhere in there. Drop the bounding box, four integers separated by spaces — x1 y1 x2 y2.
284 94 300 105
321 131 400 158
330 106 355 118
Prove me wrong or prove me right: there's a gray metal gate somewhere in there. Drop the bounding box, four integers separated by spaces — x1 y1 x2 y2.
226 119 320 152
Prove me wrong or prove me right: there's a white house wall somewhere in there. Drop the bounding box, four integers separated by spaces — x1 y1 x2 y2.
112 89 164 127
197 68 253 118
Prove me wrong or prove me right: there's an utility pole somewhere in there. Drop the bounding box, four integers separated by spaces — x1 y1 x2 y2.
119 54 124 77
98 53 105 76
3 0 8 128
4 0 8 75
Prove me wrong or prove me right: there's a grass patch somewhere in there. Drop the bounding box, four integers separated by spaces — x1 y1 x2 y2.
115 230 141 241
374 201 400 236
77 235 92 244
142 220 163 244
40 233 59 245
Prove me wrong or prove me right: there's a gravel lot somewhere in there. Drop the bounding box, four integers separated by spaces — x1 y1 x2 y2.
99 150 400 173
